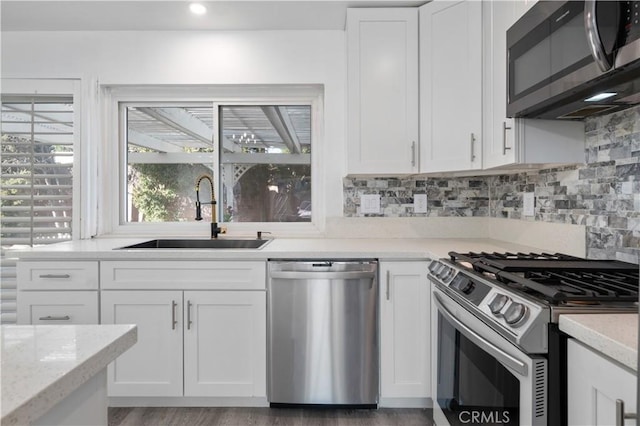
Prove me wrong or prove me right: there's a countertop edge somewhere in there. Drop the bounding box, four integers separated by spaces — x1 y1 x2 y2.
559 314 637 372
2 325 137 426
4 237 552 262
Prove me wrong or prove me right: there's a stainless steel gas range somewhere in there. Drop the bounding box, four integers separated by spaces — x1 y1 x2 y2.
428 251 639 426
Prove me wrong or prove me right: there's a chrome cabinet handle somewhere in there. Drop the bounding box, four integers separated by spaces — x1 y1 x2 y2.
386 270 390 301
502 121 512 155
616 399 637 426
470 133 476 162
39 274 71 279
39 315 70 321
585 1 613 72
171 300 178 330
187 300 193 330
433 291 528 376
411 141 416 167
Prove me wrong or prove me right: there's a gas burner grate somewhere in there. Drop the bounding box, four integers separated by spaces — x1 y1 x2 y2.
448 251 639 304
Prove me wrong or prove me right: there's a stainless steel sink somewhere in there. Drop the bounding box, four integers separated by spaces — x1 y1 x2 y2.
117 238 271 249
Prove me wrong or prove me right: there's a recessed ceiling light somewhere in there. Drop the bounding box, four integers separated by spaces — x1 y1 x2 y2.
584 92 617 102
189 3 207 15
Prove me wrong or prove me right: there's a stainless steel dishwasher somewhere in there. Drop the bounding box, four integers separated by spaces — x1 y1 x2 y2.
268 260 378 406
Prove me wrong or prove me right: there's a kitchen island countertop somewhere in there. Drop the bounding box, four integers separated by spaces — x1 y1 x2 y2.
1 324 137 425
559 314 638 372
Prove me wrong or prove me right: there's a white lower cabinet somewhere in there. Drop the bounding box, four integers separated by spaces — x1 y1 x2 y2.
17 260 100 325
183 291 266 397
379 261 430 405
567 339 637 426
18 291 98 324
101 289 266 399
101 291 183 397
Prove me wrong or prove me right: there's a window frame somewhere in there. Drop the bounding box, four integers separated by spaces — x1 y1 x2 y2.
101 85 324 237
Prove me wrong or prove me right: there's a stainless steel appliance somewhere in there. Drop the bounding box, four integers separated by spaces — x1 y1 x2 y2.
268 260 378 406
507 1 640 119
429 252 639 426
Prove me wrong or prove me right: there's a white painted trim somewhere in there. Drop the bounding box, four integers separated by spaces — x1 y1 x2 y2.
100 85 325 237
378 397 432 408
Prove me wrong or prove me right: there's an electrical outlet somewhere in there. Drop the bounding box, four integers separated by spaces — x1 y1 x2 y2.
414 194 428 213
523 192 535 217
361 194 381 214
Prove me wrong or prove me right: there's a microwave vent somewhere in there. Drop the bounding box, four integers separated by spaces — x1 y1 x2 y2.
559 105 618 119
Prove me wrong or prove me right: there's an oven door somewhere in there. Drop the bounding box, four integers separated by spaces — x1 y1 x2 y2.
431 285 547 426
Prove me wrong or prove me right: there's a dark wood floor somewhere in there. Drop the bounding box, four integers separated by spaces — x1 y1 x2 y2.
108 407 434 426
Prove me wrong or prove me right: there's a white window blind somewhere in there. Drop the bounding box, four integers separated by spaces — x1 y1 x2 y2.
1 95 75 324
1 96 74 246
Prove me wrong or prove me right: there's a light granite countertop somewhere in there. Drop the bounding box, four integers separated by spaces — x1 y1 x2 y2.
7 237 553 261
559 314 638 372
1 324 137 426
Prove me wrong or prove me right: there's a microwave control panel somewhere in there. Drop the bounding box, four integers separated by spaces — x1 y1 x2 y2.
624 1 640 40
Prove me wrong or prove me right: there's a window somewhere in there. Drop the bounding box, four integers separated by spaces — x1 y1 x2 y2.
1 95 75 246
117 88 318 233
219 105 311 223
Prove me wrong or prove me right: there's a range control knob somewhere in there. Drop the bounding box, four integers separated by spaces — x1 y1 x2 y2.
504 303 528 326
428 261 441 273
488 294 509 315
460 280 475 294
440 267 454 281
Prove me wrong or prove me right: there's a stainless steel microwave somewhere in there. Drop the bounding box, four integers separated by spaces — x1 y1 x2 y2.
507 1 640 119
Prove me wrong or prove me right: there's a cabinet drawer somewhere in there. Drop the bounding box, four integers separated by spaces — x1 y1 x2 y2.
101 261 266 290
17 261 99 290
17 291 98 324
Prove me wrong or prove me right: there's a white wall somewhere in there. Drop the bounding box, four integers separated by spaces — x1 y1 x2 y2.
1 30 347 230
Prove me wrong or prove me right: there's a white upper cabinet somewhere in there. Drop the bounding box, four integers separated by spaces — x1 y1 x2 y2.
347 8 419 174
419 1 482 173
482 0 584 170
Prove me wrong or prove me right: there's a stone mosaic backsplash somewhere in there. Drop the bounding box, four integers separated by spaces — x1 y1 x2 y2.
344 105 640 262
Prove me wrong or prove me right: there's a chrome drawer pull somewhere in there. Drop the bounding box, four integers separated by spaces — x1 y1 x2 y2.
171 301 178 330
386 270 390 301
502 121 512 155
39 315 71 321
470 133 476 161
411 141 416 167
39 274 71 279
187 301 193 330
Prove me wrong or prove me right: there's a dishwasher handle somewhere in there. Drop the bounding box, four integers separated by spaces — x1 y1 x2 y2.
270 270 376 280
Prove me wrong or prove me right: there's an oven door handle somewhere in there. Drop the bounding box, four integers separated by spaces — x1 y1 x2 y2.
433 292 528 377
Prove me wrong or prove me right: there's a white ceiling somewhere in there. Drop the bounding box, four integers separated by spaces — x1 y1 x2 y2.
1 0 428 31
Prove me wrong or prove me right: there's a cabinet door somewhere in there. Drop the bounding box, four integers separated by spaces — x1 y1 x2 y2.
184 291 266 397
420 1 482 173
347 8 419 174
17 291 98 324
379 261 430 399
567 339 637 426
482 0 518 169
101 291 183 397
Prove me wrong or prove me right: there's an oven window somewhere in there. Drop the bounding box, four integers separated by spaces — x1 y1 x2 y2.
437 312 520 426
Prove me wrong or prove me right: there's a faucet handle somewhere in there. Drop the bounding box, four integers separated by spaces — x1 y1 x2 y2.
257 231 272 240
